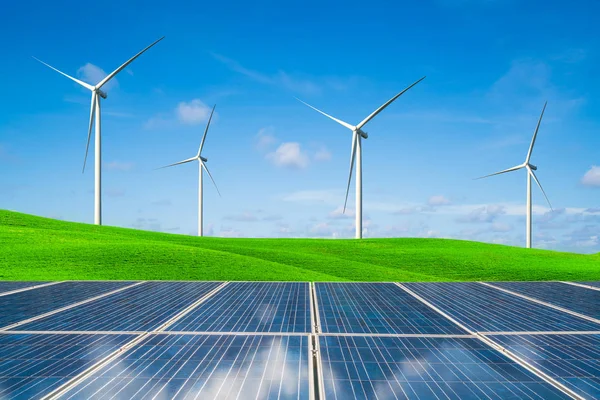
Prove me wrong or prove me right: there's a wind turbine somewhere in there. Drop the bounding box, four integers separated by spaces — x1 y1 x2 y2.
33 36 164 225
296 76 426 239
475 102 552 249
157 105 221 236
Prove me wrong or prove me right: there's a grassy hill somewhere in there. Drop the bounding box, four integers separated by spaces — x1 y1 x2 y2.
1 209 598 282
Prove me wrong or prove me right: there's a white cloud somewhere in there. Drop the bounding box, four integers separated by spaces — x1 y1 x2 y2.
266 142 309 169
428 195 451 206
328 206 354 219
456 205 506 223
177 99 212 125
77 63 118 91
106 161 134 171
223 212 258 222
255 127 277 150
219 226 244 237
314 146 332 162
491 222 513 232
581 166 600 187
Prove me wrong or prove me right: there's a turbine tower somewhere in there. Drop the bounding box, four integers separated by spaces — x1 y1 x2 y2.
297 76 425 239
157 105 221 236
476 102 552 248
34 36 164 225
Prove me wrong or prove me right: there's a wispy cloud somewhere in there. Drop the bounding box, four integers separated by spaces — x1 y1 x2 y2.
223 212 258 222
77 63 118 91
314 146 332 162
151 199 172 206
177 99 213 125
266 142 310 169
106 188 126 198
428 195 451 206
211 53 321 95
255 127 277 151
106 161 134 171
581 166 600 187
281 189 340 204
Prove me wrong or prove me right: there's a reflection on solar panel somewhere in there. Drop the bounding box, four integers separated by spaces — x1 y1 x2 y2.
489 334 600 400
578 282 600 289
0 281 48 295
167 282 310 333
0 333 134 399
11 281 223 332
60 334 310 400
492 281 600 320
403 282 600 332
316 283 467 334
319 335 570 399
0 281 136 329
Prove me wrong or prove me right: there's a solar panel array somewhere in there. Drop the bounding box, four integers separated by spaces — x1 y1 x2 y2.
0 280 598 399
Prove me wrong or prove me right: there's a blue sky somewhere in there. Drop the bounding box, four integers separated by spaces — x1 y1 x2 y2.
1 0 599 253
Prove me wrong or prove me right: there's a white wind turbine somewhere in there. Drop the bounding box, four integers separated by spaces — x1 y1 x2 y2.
297 76 426 239
33 36 164 225
475 102 553 248
157 105 221 236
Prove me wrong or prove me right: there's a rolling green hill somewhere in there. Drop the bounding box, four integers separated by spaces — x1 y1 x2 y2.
1 209 598 282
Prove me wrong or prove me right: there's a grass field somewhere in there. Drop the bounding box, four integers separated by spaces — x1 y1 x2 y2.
1 209 599 282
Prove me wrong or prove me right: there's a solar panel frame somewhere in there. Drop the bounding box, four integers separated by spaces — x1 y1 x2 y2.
315 282 468 335
0 281 138 330
58 333 312 400
403 281 600 333
488 333 600 400
490 281 600 321
576 282 600 289
9 281 224 333
0 281 51 295
0 333 136 400
318 335 572 400
167 282 311 333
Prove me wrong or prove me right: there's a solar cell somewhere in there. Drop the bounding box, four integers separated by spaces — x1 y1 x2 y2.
316 283 467 335
0 281 49 295
10 281 223 332
319 335 571 399
0 281 137 330
403 282 600 333
0 333 135 399
489 334 600 400
167 282 310 333
492 281 600 320
59 334 310 399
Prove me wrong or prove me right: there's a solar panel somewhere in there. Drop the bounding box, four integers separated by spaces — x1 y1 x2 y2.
319 335 571 399
489 334 600 400
10 281 223 332
492 281 600 320
167 282 310 333
59 334 310 399
403 282 600 333
0 281 136 330
0 281 48 295
0 333 135 399
316 283 467 335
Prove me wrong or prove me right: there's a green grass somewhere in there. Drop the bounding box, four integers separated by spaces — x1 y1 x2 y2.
1 209 599 282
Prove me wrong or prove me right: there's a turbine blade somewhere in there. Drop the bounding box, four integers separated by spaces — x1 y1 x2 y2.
82 92 97 173
356 76 426 129
525 101 547 163
155 156 196 170
295 97 354 131
343 132 358 213
529 168 552 210
96 36 165 89
474 164 523 180
201 161 221 197
32 57 94 91
198 104 216 156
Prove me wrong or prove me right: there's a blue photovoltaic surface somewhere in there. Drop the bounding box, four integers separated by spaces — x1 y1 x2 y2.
60 334 310 400
11 281 223 332
316 283 467 334
0 281 136 329
167 282 310 333
492 281 600 320
0 281 48 295
489 334 600 400
319 335 570 400
0 333 135 399
403 282 600 333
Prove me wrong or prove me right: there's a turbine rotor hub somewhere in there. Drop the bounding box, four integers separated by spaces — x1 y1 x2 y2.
95 88 108 99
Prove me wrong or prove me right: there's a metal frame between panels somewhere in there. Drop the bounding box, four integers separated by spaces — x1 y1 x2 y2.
560 281 600 292
0 281 63 297
394 282 586 400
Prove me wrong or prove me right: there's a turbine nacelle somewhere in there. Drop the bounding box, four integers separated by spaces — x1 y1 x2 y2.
528 164 537 171
95 88 108 99
200 156 208 162
357 129 368 139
